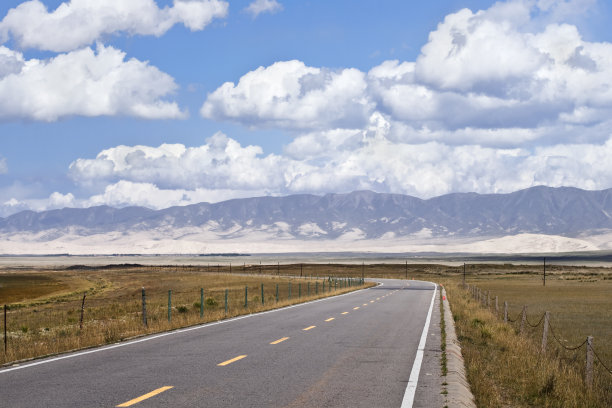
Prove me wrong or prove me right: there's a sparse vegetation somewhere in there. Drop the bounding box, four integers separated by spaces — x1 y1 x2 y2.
0 264 370 366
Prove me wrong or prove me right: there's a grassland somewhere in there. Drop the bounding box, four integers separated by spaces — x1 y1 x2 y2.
1 261 610 407
0 263 369 365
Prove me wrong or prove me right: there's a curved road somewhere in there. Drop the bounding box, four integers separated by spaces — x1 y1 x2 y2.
0 279 443 407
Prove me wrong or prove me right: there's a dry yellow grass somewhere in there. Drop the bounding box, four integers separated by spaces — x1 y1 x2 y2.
1 264 369 365
443 272 612 408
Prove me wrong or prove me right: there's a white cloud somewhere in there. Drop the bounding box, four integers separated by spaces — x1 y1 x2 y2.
202 1 612 147
201 60 373 130
69 132 298 191
245 0 283 18
0 44 185 121
60 126 612 211
0 0 229 52
85 180 266 209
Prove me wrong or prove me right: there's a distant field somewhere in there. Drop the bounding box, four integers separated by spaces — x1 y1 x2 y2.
0 264 369 365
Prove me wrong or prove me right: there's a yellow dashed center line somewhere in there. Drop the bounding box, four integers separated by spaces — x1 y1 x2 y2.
341 312 349 315
303 325 316 331
217 355 247 366
116 386 173 407
353 306 360 310
270 337 289 345
325 317 335 322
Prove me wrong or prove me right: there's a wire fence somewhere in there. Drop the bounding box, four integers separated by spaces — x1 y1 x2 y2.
463 283 612 388
2 274 365 365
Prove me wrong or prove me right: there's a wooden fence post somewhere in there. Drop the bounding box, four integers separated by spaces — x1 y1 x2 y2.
168 290 172 322
495 296 499 314
586 336 594 388
224 289 228 314
141 287 148 327
541 311 550 354
3 304 7 354
200 288 204 318
504 301 508 323
79 292 86 330
520 305 527 334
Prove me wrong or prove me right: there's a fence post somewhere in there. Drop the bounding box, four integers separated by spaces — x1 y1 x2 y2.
316 281 319 294
244 286 248 308
298 283 301 299
504 301 508 323
168 290 172 322
200 288 204 318
586 336 594 388
261 283 264 305
288 282 292 300
142 288 148 327
308 282 310 296
79 292 86 330
486 291 490 308
300 263 303 277
275 284 279 303
495 296 499 314
3 304 7 354
520 305 527 334
323 280 326 293
225 289 228 314
541 311 550 354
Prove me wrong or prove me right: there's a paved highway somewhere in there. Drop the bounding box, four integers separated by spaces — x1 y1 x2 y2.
0 279 443 407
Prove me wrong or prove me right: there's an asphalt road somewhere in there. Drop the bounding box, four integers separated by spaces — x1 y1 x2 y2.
0 279 442 407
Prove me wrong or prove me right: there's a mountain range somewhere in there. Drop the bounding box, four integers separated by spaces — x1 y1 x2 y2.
2 186 612 254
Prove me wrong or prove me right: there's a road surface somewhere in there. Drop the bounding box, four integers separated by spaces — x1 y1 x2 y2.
0 279 444 407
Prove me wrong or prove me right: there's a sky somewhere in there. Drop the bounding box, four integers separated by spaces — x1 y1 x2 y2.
1 0 612 217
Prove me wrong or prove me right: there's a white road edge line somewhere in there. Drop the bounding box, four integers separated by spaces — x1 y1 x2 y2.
0 281 382 374
400 281 437 408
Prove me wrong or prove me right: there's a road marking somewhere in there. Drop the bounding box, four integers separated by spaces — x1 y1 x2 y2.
218 355 247 366
376 297 380 300
353 306 360 310
341 312 349 315
401 282 438 408
325 317 335 322
0 283 377 375
116 386 173 407
362 303 368 306
303 325 316 331
270 337 289 345
370 300 375 303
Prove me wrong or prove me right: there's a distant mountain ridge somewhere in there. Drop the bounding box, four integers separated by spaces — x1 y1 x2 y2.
2 186 612 239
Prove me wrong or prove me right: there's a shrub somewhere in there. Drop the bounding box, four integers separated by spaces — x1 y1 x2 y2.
205 297 218 307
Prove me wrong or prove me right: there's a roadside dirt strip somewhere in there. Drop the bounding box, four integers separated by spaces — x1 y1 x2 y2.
442 287 477 408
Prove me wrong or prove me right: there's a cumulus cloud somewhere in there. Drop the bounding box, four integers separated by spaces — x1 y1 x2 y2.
201 60 373 130
60 124 612 211
69 132 298 191
201 0 612 147
0 44 185 121
0 0 229 52
245 0 283 18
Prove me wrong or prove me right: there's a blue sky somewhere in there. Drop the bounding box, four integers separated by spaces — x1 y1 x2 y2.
1 0 612 216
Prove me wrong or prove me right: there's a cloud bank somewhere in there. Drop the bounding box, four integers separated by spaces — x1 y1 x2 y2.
202 0 612 147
